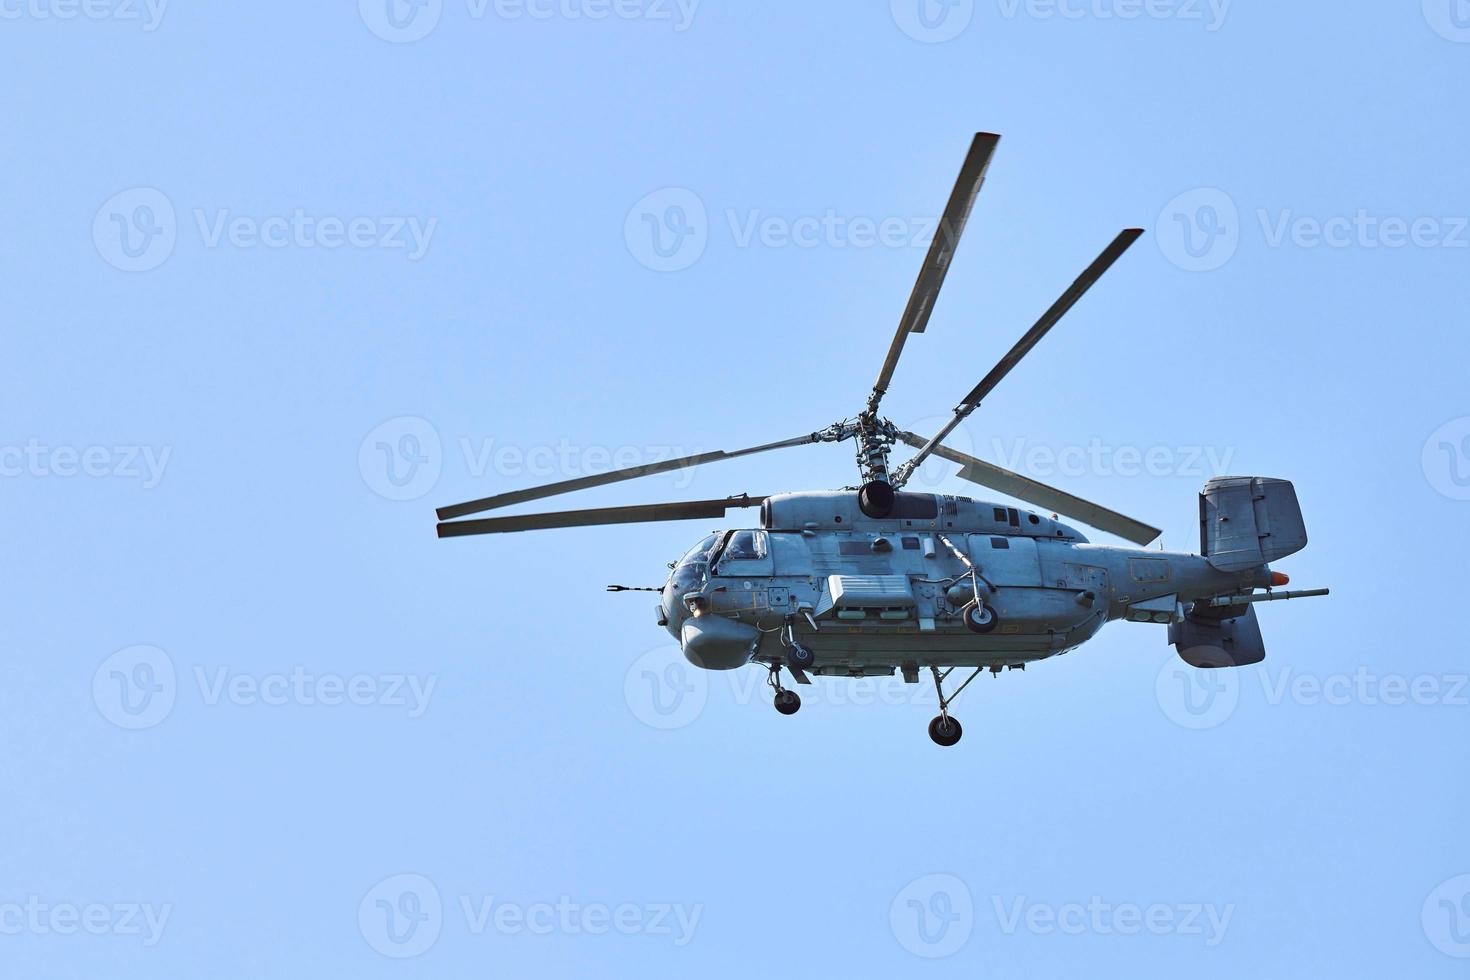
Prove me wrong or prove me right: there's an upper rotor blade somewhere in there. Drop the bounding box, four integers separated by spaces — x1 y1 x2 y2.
958 227 1142 410
866 132 1000 416
897 228 1143 480
895 431 1160 545
435 434 818 521
436 495 766 538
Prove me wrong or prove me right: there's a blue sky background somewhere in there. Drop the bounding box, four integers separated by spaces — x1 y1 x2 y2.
3 1 1469 976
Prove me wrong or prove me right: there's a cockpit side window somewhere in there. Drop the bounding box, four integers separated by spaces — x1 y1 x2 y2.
724 529 767 560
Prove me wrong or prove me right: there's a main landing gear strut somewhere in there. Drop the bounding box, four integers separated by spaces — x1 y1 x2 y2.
928 665 983 747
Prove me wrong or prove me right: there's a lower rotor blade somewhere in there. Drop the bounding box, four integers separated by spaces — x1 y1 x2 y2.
895 431 1160 546
436 495 766 538
435 433 818 521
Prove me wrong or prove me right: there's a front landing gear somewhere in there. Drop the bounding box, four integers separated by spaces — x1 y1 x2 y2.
767 663 801 715
927 665 982 747
928 714 963 746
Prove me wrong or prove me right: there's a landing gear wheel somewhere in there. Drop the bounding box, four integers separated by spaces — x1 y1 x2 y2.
964 602 999 634
786 643 816 671
928 714 963 746
774 690 801 715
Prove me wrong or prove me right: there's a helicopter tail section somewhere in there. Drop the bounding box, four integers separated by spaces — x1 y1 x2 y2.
1199 476 1307 572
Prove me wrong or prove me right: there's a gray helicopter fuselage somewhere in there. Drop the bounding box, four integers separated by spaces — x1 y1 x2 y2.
661 490 1273 675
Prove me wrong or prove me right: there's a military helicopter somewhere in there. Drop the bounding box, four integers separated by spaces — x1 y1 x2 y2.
435 133 1328 745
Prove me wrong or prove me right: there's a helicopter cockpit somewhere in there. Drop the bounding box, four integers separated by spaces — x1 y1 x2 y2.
661 533 718 635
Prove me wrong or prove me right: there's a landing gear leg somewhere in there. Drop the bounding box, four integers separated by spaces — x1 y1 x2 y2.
927 665 982 746
767 662 801 716
781 620 815 671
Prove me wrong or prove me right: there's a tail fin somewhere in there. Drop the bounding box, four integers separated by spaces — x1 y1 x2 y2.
1199 476 1307 572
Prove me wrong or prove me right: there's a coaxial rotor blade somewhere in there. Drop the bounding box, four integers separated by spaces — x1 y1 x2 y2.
866 132 1000 416
436 494 766 538
895 228 1143 481
435 434 820 521
895 431 1160 545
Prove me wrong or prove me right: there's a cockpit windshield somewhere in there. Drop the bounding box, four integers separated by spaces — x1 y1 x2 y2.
677 534 720 568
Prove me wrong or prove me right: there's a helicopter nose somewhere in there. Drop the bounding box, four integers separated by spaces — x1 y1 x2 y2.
1270 571 1290 586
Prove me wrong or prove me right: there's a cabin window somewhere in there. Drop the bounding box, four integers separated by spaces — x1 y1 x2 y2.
1129 558 1170 583
993 507 1007 522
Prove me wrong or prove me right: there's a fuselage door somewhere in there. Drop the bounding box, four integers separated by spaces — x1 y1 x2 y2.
967 533 1042 587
